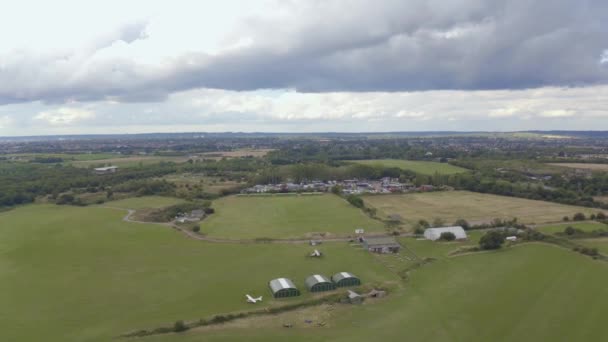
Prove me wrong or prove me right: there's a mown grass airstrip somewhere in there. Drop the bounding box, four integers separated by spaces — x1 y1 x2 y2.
138 242 608 342
199 194 385 239
0 204 396 342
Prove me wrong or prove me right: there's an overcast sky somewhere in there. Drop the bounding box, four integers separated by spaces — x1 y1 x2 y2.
1 0 608 136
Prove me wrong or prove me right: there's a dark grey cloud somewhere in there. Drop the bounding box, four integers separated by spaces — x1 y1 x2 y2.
1 0 607 104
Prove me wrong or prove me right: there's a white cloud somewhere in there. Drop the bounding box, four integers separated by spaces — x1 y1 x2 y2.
539 109 575 118
0 115 12 128
601 49 608 65
34 107 95 125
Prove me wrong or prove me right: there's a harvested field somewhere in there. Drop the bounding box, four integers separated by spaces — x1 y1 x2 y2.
364 191 603 226
547 163 608 171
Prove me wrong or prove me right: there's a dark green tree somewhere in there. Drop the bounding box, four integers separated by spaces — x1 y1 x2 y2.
479 230 505 250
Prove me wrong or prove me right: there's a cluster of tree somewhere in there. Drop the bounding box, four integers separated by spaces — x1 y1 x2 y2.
438 232 456 241
30 157 64 163
0 161 180 208
144 202 213 222
252 163 418 185
561 225 608 239
572 246 600 257
563 212 606 222
479 230 506 250
0 157 265 208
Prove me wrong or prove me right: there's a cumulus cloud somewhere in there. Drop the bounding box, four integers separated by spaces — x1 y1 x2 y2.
34 107 95 125
0 0 608 105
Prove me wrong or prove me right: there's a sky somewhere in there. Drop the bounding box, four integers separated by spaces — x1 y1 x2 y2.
1 0 608 136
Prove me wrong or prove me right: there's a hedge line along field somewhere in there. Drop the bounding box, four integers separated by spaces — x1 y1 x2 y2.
535 221 608 234
139 243 608 342
199 194 385 239
347 159 469 175
0 204 397 342
364 191 603 226
102 195 186 209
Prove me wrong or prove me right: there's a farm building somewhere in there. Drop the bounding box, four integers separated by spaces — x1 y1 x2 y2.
332 272 361 287
424 226 467 241
269 278 300 298
305 274 336 292
93 166 118 175
362 236 401 253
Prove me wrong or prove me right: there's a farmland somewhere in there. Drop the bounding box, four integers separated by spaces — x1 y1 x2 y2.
200 194 385 239
348 159 468 175
547 163 608 171
137 243 608 342
364 191 602 226
71 155 189 168
0 204 397 342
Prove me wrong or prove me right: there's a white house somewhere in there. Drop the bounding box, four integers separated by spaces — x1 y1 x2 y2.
93 166 118 175
424 226 467 241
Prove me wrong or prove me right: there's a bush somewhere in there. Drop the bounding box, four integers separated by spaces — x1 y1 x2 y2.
573 212 586 221
346 195 364 208
438 232 456 241
597 212 606 220
479 230 505 250
453 218 470 230
563 216 570 222
418 219 430 228
173 320 188 332
564 226 576 236
192 225 201 233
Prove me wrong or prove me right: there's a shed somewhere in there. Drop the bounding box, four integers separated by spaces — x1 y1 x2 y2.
304 274 336 292
269 278 300 298
347 290 363 304
424 226 467 241
362 237 401 253
331 272 361 287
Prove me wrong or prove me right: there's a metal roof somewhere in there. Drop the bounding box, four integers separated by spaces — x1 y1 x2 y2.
364 236 400 247
423 226 467 240
304 274 332 289
269 278 297 293
332 272 358 282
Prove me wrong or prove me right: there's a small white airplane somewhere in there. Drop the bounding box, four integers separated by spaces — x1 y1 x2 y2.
246 294 263 303
310 249 322 257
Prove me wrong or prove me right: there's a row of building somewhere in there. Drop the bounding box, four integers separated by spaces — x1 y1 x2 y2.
269 272 361 298
242 178 435 194
360 226 468 254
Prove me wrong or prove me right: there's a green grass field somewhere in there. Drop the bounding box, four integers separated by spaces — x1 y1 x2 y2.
102 196 186 209
364 191 602 226
579 238 608 254
138 243 608 342
348 159 468 175
536 221 608 234
5 152 120 161
200 194 385 239
0 204 397 342
71 156 189 168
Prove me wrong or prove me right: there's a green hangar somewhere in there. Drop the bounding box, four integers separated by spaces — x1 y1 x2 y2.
305 274 336 292
331 272 361 287
269 278 300 298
